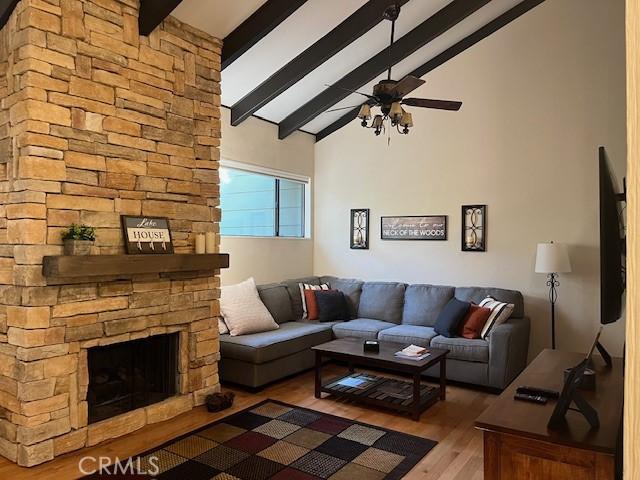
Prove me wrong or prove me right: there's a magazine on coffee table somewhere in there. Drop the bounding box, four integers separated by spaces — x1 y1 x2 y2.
336 375 377 389
395 344 430 361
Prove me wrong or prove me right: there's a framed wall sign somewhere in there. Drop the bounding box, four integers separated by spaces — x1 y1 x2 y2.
121 216 174 254
350 209 370 249
462 205 486 252
380 216 447 241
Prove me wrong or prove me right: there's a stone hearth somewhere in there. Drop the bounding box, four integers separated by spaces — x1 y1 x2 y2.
0 0 222 466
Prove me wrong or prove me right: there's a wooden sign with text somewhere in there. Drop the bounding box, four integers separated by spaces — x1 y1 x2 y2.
121 215 174 254
380 216 448 241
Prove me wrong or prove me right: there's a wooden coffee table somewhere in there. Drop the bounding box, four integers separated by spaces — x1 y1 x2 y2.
312 338 449 421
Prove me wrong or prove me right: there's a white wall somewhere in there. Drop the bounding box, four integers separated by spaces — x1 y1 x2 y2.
313 0 627 358
220 107 316 285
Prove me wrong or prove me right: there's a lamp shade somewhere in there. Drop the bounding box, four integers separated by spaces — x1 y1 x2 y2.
535 242 572 273
357 104 371 120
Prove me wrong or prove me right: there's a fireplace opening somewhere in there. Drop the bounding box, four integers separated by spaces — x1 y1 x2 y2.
87 333 178 424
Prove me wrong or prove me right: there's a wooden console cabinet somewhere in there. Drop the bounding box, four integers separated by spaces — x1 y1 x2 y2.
476 349 623 480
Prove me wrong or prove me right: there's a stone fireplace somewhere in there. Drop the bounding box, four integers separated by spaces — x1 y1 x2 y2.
0 0 223 467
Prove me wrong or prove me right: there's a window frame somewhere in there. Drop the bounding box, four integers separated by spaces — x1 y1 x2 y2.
220 159 311 239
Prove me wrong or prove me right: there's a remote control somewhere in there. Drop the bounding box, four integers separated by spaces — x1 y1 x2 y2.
516 386 560 399
514 392 548 404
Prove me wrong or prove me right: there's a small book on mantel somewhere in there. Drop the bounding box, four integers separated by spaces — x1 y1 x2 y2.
395 344 430 361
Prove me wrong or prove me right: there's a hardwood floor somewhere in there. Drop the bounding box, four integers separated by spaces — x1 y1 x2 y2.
0 365 495 479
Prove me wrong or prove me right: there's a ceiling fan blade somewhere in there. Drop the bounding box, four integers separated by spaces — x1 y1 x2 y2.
324 105 365 113
402 98 462 111
393 75 425 98
324 84 377 100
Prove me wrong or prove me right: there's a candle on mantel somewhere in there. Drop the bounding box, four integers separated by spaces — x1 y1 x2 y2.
195 233 206 254
205 232 215 253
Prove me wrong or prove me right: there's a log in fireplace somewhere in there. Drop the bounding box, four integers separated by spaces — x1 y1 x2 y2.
87 333 179 424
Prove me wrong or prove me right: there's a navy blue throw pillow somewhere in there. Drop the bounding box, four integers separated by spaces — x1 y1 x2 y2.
434 298 471 338
314 290 349 322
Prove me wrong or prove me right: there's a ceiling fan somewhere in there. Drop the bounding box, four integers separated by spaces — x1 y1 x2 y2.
326 3 462 136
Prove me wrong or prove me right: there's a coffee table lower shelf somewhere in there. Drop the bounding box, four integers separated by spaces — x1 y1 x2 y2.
318 373 440 419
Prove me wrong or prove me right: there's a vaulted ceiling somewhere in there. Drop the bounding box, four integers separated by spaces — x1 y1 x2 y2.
0 0 546 142
172 0 545 141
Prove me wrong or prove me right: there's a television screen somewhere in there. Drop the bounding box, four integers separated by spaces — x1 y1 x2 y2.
599 147 625 325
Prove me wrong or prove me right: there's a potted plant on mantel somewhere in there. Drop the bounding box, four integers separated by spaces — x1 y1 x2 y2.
62 224 96 256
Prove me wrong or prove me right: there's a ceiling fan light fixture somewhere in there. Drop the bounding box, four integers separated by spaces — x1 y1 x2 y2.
389 102 403 124
400 111 413 128
372 114 384 135
357 103 371 121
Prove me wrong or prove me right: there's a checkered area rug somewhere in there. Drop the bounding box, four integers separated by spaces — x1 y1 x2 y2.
105 400 437 479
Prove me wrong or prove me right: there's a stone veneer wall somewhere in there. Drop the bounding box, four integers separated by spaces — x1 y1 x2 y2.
0 0 222 466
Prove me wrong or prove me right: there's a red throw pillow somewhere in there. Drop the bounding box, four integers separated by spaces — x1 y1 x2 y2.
459 305 492 339
304 289 320 320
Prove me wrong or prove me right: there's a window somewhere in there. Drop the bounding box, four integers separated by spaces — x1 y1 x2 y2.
220 165 307 238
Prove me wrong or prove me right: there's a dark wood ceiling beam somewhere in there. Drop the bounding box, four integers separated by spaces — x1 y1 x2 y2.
0 0 19 31
222 0 308 70
139 0 183 36
230 0 411 126
315 0 546 142
277 0 491 140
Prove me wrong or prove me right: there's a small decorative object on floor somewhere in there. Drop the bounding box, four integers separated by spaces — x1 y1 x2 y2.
205 392 235 412
350 208 370 249
381 215 447 240
535 241 572 349
121 215 174 254
62 224 96 256
462 204 486 251
114 400 437 479
195 233 206 254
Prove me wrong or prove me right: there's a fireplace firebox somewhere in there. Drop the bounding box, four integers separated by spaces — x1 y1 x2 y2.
87 333 179 424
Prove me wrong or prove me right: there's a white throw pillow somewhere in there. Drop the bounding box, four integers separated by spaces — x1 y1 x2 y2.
218 318 229 335
221 278 279 336
479 297 515 338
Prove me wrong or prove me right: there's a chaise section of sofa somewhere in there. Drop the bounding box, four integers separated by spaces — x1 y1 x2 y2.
218 276 530 390
219 278 346 388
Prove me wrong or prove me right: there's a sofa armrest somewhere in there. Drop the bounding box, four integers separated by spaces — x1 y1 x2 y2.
488 316 530 389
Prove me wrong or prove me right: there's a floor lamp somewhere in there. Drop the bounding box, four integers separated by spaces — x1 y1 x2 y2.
535 242 572 349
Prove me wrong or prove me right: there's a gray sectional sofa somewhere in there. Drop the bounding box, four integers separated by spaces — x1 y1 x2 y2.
218 276 530 390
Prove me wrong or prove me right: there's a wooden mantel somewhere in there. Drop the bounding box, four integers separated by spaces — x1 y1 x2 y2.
42 253 230 278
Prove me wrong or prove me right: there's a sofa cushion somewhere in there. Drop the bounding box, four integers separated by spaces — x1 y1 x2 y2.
332 318 396 340
320 276 363 319
434 298 471 338
221 278 279 336
282 276 321 320
455 287 524 318
220 321 332 364
257 283 294 324
402 284 455 327
377 325 437 347
357 282 406 324
315 290 349 322
459 305 492 339
430 335 489 363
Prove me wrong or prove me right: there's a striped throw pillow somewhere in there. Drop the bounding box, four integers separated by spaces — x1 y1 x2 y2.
299 283 329 319
478 297 515 338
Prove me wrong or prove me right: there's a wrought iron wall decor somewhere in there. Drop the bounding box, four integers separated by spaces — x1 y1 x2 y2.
462 205 486 252
350 209 370 249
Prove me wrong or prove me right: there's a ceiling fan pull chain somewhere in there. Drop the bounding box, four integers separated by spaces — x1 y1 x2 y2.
387 14 395 80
